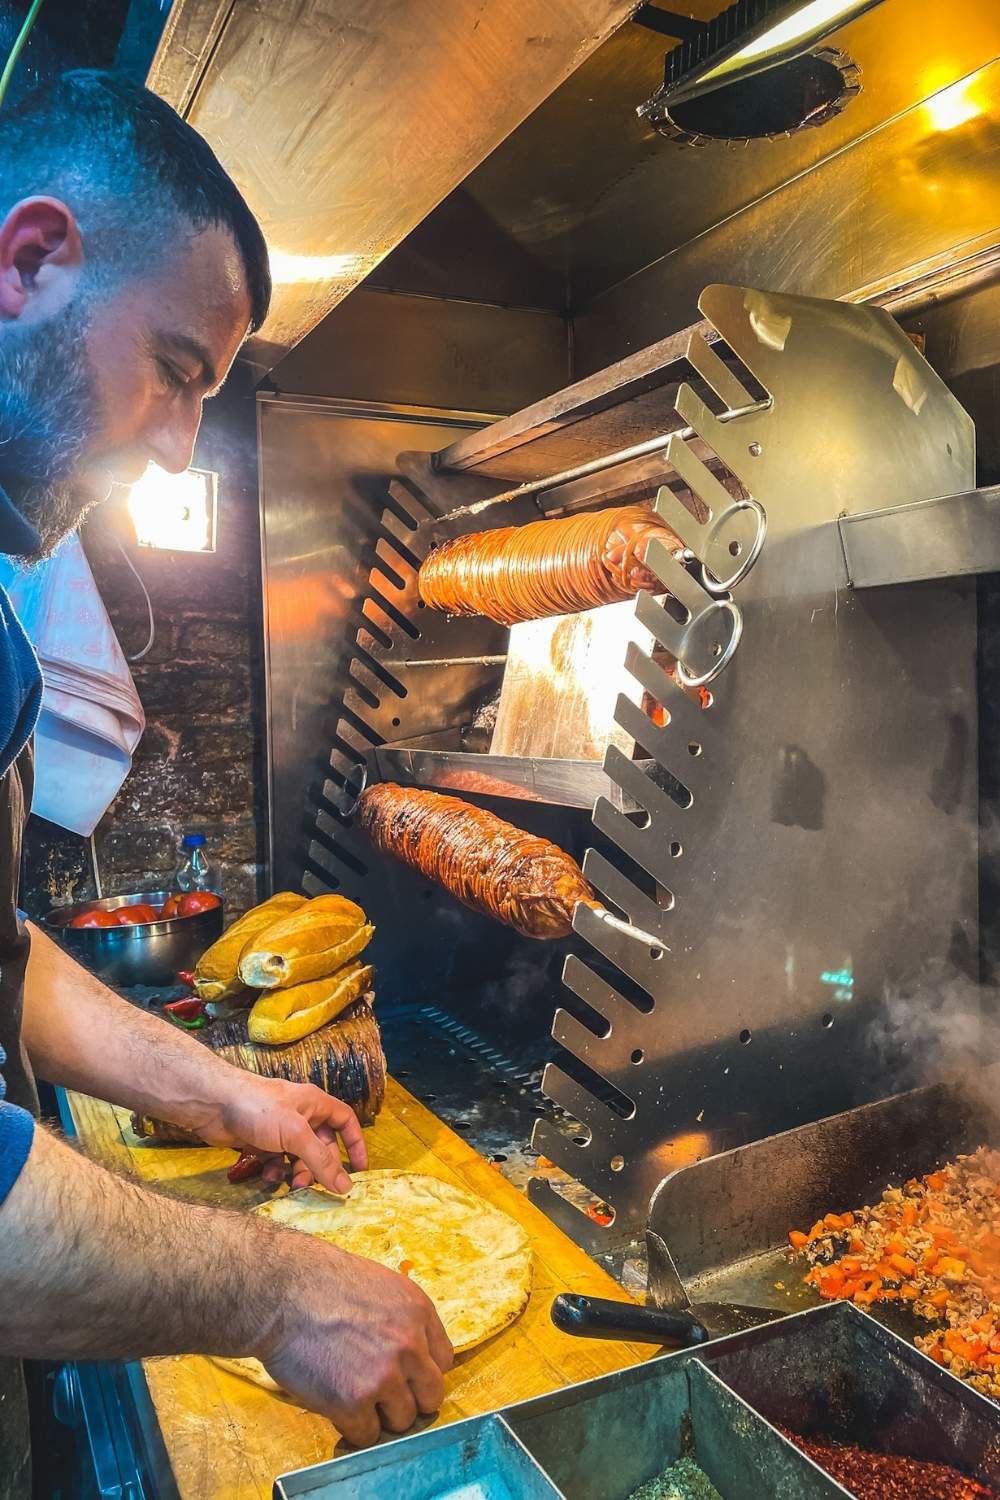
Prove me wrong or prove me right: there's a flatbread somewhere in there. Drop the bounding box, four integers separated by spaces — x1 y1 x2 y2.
211 1170 532 1394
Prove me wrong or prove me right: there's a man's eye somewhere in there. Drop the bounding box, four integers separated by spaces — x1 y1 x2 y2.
157 359 188 392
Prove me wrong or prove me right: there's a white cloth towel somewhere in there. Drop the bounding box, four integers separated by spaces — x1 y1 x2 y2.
0 534 145 836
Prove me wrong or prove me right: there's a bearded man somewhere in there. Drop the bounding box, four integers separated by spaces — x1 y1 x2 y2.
0 71 452 1493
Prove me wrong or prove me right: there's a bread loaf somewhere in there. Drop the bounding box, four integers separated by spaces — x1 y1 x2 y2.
194 891 306 1002
238 894 373 991
248 962 374 1046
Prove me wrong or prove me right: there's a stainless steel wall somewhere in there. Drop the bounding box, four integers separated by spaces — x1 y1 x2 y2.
271 289 568 415
150 0 638 370
259 396 482 893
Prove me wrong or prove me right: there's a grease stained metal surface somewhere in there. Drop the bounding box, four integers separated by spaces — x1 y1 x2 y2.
573 6 1000 370
147 0 641 368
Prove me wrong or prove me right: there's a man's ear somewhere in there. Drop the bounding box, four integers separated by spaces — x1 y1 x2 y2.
0 196 83 322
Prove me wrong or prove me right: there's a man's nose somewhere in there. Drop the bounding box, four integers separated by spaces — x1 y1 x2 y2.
145 402 202 475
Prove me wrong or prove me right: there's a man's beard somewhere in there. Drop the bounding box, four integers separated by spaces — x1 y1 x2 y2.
0 303 103 560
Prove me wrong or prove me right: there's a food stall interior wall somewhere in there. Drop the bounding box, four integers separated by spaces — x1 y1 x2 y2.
12 0 1000 1234
20 371 268 920
904 278 1000 980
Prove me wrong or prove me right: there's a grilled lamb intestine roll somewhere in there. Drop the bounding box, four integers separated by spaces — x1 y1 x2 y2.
130 997 385 1142
357 783 596 940
417 503 682 626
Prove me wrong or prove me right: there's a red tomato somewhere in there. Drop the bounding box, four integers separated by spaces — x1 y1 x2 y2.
114 903 159 926
159 894 182 919
70 909 119 929
177 891 221 917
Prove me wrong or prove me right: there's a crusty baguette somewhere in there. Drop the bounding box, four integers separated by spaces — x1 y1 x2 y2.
195 891 306 1002
248 962 374 1046
238 893 373 991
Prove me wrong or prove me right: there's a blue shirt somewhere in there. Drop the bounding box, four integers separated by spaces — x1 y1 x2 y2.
0 488 43 1206
0 1039 32 1205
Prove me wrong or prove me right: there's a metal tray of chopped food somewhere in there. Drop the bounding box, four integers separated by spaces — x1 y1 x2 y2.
275 1305 1000 1498
647 1072 1000 1340
554 1068 1000 1362
699 1302 1000 1493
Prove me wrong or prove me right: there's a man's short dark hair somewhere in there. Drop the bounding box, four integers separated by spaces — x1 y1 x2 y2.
0 69 270 331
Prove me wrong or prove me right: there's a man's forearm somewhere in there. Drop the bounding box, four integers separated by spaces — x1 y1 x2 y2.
0 1123 285 1361
20 921 240 1132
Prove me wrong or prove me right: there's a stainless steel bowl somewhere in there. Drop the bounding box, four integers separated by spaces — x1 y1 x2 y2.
44 891 225 988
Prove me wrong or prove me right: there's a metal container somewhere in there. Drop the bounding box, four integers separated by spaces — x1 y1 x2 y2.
276 1305 1000 1498
44 892 224 988
278 1413 564 1500
699 1302 1000 1489
275 1326 845 1498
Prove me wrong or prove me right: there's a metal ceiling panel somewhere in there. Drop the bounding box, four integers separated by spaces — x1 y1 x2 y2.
372 0 1000 325
575 47 1000 370
148 0 641 370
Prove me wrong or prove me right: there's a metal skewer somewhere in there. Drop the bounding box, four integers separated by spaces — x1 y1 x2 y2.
395 655 508 669
589 905 669 955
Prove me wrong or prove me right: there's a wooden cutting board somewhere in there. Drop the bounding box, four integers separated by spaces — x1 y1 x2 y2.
64 1078 648 1500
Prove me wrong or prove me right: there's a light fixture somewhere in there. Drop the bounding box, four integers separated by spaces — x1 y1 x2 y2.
637 0 883 144
923 75 982 135
126 464 218 553
267 249 367 285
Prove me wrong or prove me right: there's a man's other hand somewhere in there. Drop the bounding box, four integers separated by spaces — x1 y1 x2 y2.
189 1075 367 1193
261 1236 455 1446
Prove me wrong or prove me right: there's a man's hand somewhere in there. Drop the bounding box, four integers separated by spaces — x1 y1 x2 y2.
3 1126 453 1447
20 923 367 1193
187 1074 368 1193
261 1234 454 1446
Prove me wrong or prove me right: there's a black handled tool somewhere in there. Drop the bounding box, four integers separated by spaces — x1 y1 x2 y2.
551 1292 712 1345
551 1290 783 1346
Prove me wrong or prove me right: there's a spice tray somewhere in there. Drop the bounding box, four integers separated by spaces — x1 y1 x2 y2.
697 1299 1000 1486
275 1303 1000 1499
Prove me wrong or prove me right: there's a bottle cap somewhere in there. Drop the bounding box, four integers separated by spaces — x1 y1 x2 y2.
182 833 206 849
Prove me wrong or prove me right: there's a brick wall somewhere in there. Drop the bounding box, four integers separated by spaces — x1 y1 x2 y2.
20 371 267 921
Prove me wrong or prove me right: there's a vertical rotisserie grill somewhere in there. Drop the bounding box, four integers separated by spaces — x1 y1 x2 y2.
261 284 978 1252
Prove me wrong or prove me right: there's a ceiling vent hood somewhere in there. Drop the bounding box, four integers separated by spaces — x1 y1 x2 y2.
148 0 641 373
637 0 882 142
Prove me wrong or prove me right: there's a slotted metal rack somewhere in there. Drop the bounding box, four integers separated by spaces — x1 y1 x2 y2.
304 284 980 1246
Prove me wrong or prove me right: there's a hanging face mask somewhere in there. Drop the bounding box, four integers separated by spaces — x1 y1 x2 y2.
0 533 144 836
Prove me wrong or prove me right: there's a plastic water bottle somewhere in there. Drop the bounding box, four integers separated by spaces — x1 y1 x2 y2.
175 832 219 893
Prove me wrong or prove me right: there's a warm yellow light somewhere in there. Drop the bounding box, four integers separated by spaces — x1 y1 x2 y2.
127 465 217 553
924 76 981 133
267 248 366 285
700 0 870 86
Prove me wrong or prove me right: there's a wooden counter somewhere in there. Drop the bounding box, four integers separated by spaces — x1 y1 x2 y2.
64 1078 648 1499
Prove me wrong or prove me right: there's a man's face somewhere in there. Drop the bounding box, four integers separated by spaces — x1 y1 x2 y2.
0 222 251 558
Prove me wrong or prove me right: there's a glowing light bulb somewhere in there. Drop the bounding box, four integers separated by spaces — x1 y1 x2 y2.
698 0 880 87
924 76 981 133
267 249 366 285
127 465 217 553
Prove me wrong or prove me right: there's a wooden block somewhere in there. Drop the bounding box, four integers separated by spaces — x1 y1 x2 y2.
64 1079 648 1499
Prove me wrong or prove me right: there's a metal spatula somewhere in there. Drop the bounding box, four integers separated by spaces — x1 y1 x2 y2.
550 1291 782 1345
551 1229 783 1347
